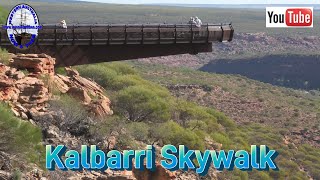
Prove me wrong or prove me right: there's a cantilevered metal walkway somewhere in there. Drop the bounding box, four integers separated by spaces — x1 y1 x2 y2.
0 23 234 66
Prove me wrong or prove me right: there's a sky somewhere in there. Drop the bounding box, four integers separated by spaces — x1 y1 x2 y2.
80 0 320 5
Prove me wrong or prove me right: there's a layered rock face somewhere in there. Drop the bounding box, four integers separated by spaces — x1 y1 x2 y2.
0 53 112 121
54 67 113 117
10 53 55 75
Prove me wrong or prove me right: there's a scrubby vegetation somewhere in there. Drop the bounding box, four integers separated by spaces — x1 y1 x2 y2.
132 62 320 130
0 5 7 24
75 62 320 179
0 103 43 166
0 44 318 179
49 95 91 136
0 48 10 65
0 6 10 65
0 2 319 178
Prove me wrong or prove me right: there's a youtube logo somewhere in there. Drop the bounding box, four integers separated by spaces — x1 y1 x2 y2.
266 7 313 28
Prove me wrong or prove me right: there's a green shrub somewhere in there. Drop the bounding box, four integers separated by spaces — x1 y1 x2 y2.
76 65 118 88
257 172 271 180
206 108 236 130
55 67 67 75
0 6 7 24
49 95 90 136
76 62 138 90
0 48 10 65
0 103 43 164
112 75 148 90
151 121 205 150
115 85 171 122
211 132 232 149
174 100 214 127
127 122 150 142
104 62 136 75
12 169 22 180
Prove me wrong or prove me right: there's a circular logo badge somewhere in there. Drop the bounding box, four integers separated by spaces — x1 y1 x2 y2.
6 4 41 50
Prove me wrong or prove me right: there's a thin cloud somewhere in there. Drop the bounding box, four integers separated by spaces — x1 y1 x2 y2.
79 0 320 5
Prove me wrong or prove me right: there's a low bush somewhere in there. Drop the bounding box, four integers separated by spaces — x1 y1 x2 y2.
127 122 150 142
151 121 205 150
49 95 91 136
115 85 171 123
0 103 43 165
0 6 7 24
76 65 118 88
0 48 10 65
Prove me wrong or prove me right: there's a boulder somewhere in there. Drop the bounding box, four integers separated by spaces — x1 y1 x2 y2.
21 112 29 120
0 170 11 180
0 64 10 74
133 162 176 180
53 75 70 93
73 75 104 95
65 67 80 77
45 126 60 138
12 71 25 80
54 67 113 117
90 97 113 116
0 75 14 87
67 86 92 104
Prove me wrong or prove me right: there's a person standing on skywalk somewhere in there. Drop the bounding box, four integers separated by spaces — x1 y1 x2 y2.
60 19 68 40
194 17 202 28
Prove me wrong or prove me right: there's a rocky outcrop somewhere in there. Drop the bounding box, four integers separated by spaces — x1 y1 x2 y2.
0 53 112 121
0 66 49 120
0 53 115 179
10 53 55 75
133 162 176 180
66 162 176 180
54 67 113 117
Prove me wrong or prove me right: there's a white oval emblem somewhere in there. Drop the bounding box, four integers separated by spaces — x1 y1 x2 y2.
6 4 41 50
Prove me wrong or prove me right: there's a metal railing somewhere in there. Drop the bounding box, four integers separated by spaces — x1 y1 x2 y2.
0 23 234 46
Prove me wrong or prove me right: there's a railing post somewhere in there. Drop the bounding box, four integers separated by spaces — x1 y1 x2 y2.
174 24 177 44
54 24 57 46
158 24 161 44
229 23 234 42
72 24 75 45
191 23 193 43
141 24 144 44
90 25 93 45
124 24 127 44
220 23 224 42
207 23 209 43
36 30 39 45
107 24 110 45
